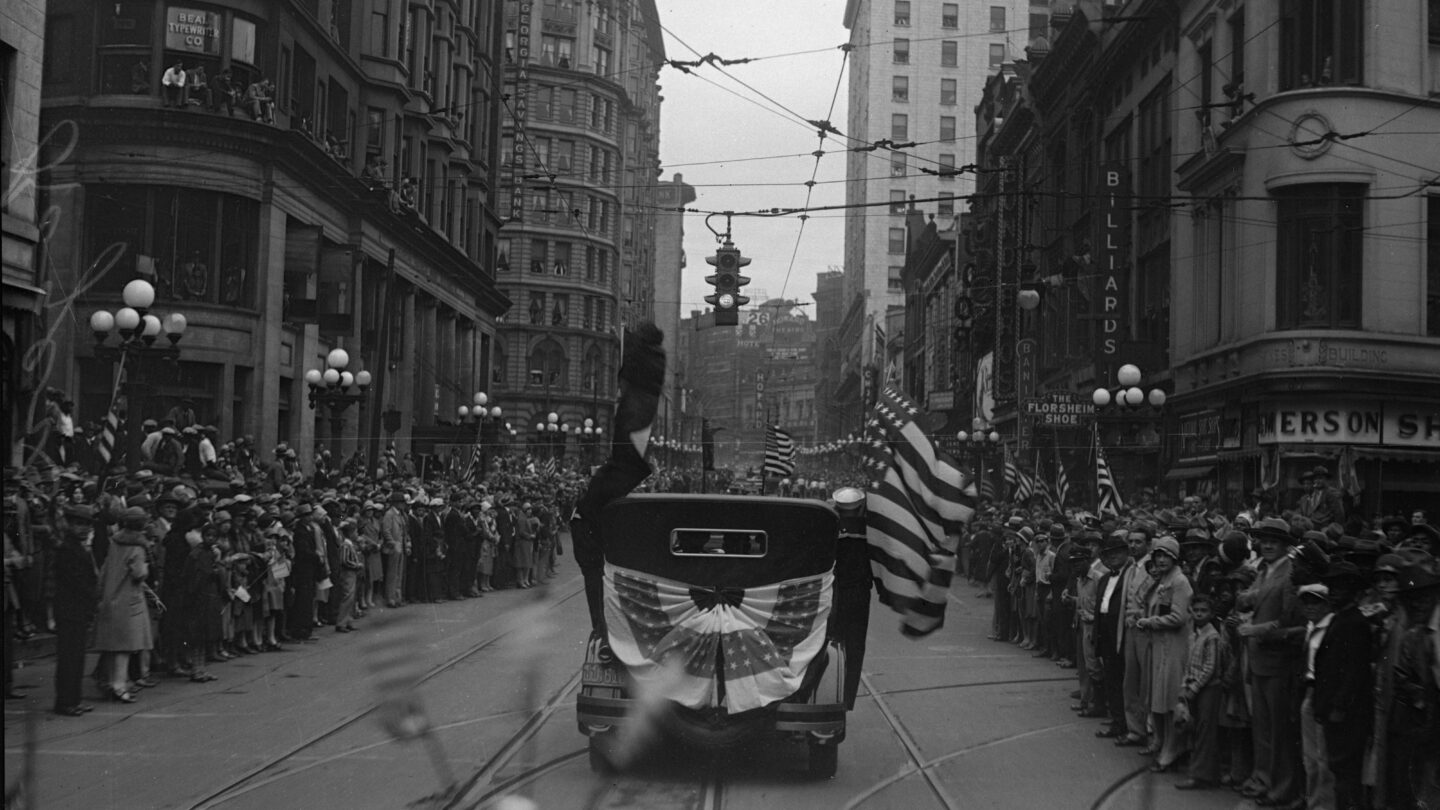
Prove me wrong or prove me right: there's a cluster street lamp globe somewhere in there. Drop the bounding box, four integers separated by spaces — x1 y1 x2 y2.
456 391 503 478
305 347 372 458
91 278 189 469
1092 363 1167 410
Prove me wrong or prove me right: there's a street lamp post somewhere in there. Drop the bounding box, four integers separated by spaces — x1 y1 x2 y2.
90 279 189 472
579 417 603 466
304 348 372 459
457 391 503 482
957 419 1001 497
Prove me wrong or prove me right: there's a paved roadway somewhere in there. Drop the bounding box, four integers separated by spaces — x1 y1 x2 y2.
6 550 1250 810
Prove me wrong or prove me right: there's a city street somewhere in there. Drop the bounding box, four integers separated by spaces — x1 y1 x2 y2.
7 551 1239 810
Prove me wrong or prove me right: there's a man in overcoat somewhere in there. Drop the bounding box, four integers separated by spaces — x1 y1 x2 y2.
52 504 99 715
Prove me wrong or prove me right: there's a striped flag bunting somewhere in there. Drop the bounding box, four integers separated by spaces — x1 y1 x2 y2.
863 386 977 637
763 423 796 477
1054 444 1070 510
1095 436 1125 516
979 473 996 503
604 564 831 713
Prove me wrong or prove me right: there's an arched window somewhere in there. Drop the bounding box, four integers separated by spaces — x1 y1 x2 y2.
581 343 603 395
528 338 568 390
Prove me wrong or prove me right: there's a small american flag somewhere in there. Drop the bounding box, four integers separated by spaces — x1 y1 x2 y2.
1054 444 1070 510
95 356 127 472
763 423 796 477
864 387 976 637
1096 436 1125 516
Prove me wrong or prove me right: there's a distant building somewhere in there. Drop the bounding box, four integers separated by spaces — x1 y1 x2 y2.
493 0 665 455
3 0 47 466
653 172 696 440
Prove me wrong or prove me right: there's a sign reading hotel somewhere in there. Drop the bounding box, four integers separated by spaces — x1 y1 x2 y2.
166 7 222 55
1094 163 1130 385
1257 401 1440 448
1022 390 1095 428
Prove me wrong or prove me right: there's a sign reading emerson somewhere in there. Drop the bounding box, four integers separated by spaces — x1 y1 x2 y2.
1257 401 1440 448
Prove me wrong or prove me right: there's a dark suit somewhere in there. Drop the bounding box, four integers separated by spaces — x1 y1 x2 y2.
1094 561 1131 733
52 538 98 710
1242 556 1304 803
441 508 471 597
1314 604 1373 809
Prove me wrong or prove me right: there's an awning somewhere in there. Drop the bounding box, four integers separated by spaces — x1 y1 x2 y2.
1164 465 1215 481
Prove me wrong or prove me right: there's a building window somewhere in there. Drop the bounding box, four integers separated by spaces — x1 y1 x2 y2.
890 152 907 177
1279 0 1362 89
888 267 904 291
990 6 1006 32
938 193 955 217
888 227 906 254
892 75 909 102
941 41 957 67
894 38 909 64
595 46 611 75
890 190 907 215
938 153 956 180
942 3 958 29
939 116 956 142
894 1 910 26
84 185 259 307
940 78 957 106
1030 13 1048 40
369 0 390 56
1429 195 1440 336
891 113 908 141
1275 184 1363 330
530 239 548 272
989 43 1005 68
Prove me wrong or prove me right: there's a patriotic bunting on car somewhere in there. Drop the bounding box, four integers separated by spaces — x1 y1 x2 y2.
603 564 832 713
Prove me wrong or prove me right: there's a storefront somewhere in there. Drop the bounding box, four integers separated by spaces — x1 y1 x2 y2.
1177 396 1440 515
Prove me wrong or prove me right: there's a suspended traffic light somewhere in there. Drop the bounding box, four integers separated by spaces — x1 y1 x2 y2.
704 242 751 326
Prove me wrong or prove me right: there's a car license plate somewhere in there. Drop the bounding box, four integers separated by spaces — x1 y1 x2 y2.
583 663 625 687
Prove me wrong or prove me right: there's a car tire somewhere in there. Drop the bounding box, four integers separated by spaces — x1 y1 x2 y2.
807 740 838 779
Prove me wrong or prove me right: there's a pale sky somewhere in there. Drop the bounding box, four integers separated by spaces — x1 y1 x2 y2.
655 1 855 317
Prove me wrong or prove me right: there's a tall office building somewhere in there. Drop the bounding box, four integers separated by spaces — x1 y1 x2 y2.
494 0 665 448
841 0 1048 329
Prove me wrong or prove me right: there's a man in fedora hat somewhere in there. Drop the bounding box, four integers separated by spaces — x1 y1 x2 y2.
1309 562 1373 810
52 504 99 715
380 491 408 608
1094 530 1136 740
1300 465 1346 527
1235 517 1305 806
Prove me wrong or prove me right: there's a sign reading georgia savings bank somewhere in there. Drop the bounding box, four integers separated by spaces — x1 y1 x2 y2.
1257 401 1440 448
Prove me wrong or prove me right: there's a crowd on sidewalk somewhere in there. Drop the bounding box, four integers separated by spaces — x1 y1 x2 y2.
3 430 594 719
963 475 1440 810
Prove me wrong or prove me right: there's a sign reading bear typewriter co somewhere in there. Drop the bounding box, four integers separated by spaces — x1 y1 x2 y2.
1023 390 1095 428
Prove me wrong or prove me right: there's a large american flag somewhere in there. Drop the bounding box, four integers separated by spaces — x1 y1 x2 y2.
1095 435 1125 516
863 387 977 637
763 423 796 477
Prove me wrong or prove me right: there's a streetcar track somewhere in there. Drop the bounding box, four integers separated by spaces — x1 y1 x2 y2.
1087 763 1152 810
857 671 962 810
184 581 586 809
871 675 1077 698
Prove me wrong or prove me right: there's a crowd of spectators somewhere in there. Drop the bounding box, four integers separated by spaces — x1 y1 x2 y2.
4 414 596 718
962 475 1440 810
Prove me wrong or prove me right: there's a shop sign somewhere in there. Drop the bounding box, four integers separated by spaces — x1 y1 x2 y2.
1385 407 1440 448
1178 410 1221 460
166 7 222 55
1022 390 1094 428
1256 401 1440 448
1092 163 1130 385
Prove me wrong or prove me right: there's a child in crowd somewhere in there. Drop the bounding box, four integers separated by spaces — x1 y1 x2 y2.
1176 594 1226 790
